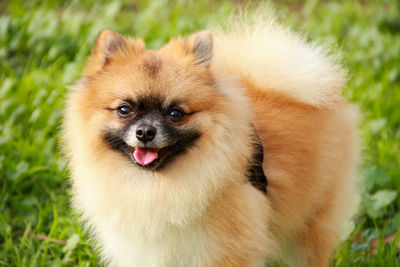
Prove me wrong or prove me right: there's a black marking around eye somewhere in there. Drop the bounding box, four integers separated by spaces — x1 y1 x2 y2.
135 96 164 111
247 127 268 194
119 96 184 115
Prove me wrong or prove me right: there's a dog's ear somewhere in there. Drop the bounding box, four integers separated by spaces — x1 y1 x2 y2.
187 31 213 67
85 30 127 75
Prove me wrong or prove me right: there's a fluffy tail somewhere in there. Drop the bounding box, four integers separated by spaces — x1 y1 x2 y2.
211 10 347 107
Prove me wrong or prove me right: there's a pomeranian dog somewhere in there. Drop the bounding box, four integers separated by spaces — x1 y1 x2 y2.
63 13 359 267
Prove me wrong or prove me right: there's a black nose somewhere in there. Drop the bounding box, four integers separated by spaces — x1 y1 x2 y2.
136 124 157 142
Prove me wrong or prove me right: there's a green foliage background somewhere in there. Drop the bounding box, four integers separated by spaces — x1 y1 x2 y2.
0 0 399 265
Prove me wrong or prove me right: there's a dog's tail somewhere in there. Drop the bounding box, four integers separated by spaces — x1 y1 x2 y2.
211 10 347 107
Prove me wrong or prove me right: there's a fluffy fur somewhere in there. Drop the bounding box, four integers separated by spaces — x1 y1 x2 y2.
63 13 359 267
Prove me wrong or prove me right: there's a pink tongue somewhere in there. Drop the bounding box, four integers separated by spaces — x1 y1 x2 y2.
133 147 159 166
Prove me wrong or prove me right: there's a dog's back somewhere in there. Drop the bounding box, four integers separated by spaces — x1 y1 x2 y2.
212 12 359 266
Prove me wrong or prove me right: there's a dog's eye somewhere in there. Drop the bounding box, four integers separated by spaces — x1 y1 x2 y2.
117 106 134 117
168 109 185 122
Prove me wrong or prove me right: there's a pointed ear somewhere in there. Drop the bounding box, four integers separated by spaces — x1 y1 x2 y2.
89 30 127 71
187 31 213 67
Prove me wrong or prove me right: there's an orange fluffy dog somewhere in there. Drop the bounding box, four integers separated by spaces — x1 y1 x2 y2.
63 14 359 267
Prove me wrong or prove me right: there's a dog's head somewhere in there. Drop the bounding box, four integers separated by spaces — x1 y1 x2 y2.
65 30 253 172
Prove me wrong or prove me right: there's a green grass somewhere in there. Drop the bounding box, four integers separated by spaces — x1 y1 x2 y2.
1 0 399 265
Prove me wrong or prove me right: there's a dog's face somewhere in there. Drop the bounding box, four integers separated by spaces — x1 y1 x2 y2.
71 30 227 171
102 94 202 170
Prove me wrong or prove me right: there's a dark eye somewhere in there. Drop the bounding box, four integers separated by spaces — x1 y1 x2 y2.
168 108 185 121
117 106 134 117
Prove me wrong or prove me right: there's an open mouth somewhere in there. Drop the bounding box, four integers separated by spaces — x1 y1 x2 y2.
132 147 159 166
127 145 173 168
103 128 200 170
103 127 199 170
